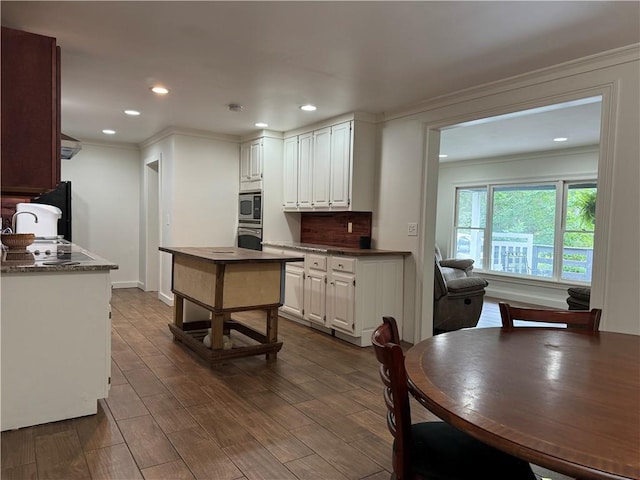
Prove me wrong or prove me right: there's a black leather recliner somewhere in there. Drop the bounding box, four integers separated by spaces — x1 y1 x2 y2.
433 246 488 334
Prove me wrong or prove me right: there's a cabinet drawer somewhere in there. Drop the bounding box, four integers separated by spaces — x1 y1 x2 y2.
331 256 356 273
306 254 327 271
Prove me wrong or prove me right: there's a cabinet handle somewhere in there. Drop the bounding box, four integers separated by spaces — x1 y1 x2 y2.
313 261 318 266
330 281 334 286
338 264 343 268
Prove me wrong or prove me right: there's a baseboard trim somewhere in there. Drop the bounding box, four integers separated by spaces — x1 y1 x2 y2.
112 281 139 289
158 291 174 307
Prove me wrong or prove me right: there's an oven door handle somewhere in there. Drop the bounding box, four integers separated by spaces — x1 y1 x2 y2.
238 227 262 235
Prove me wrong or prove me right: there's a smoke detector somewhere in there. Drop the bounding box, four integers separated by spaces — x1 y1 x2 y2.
228 103 243 112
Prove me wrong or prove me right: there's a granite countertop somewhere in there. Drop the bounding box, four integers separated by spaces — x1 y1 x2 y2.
262 241 412 257
159 246 304 264
1 240 118 273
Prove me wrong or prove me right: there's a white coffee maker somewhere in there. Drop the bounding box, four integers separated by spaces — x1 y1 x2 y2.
15 203 62 239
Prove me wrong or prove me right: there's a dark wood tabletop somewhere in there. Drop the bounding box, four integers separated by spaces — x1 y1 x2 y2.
159 246 304 264
405 328 640 480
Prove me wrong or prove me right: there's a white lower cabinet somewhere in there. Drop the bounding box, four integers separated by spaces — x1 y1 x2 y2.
267 247 404 347
328 270 355 332
282 263 305 317
304 254 327 325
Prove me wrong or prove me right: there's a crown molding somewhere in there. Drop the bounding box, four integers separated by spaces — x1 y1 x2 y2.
383 44 640 123
140 126 240 149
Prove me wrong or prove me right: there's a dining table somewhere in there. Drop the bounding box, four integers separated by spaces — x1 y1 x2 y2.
404 327 640 480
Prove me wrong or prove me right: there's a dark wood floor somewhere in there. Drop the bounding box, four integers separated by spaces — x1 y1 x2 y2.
1 289 569 480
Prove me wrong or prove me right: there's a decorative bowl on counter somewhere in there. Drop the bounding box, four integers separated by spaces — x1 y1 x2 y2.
1 233 36 252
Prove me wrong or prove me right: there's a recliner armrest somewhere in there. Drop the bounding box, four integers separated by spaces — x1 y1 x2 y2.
446 276 488 294
440 258 475 271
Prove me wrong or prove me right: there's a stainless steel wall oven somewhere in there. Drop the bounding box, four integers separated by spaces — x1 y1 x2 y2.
237 226 262 251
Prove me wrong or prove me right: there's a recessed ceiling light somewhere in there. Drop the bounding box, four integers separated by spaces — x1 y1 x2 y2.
553 137 568 142
102 129 116 135
439 154 448 158
124 109 141 116
151 86 169 95
255 122 268 128
300 104 317 111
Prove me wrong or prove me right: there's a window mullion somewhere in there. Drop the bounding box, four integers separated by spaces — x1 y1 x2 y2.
486 185 494 273
552 180 565 281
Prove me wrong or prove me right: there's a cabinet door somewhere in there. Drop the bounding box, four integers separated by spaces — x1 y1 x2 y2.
312 127 331 208
240 142 251 182
329 271 355 333
250 140 262 180
297 132 313 209
282 264 305 317
240 140 263 192
1 27 60 195
283 137 298 209
330 122 352 208
304 271 326 325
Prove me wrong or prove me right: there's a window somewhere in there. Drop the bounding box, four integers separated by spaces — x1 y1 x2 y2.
563 183 596 281
454 181 596 283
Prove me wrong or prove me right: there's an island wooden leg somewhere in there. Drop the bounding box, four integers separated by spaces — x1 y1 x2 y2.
173 295 184 339
266 306 279 361
211 312 225 350
223 312 231 336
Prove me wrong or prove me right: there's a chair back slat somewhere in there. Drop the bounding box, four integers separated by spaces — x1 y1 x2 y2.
499 302 601 331
371 316 413 480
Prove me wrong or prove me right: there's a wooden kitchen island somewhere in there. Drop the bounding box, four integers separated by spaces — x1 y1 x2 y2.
159 246 303 364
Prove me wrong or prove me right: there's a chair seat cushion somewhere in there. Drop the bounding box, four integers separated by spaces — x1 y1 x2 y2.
409 422 536 479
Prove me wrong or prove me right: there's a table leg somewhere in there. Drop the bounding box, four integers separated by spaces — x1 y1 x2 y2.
266 306 279 361
173 295 184 337
211 312 224 350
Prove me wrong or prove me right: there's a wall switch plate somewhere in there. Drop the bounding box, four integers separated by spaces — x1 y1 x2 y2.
347 222 353 233
407 222 418 236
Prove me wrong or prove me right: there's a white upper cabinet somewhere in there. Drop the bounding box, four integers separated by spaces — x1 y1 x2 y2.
311 127 331 208
329 121 352 209
297 132 313 209
240 139 263 192
283 137 298 209
283 116 375 212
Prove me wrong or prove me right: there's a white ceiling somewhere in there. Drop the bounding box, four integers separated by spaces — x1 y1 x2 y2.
2 1 638 159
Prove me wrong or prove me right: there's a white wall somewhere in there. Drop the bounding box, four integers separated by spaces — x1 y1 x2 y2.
141 130 239 304
377 46 639 337
375 118 425 342
61 142 141 288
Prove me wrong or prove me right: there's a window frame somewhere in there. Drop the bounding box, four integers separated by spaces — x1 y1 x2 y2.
453 178 597 284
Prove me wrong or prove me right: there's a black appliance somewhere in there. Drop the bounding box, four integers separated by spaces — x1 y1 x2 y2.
31 181 72 241
238 226 262 251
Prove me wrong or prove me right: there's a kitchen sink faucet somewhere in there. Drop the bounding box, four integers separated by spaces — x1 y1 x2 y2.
10 211 38 233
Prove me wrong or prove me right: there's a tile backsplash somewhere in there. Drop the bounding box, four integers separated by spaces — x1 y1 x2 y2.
300 212 372 248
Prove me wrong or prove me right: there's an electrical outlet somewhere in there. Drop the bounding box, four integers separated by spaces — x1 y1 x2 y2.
407 222 418 236
347 222 353 233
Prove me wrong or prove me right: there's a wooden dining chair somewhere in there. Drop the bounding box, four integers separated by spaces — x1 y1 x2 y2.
499 302 602 331
371 316 537 480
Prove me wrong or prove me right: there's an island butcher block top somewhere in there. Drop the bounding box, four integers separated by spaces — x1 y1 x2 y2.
159 246 304 264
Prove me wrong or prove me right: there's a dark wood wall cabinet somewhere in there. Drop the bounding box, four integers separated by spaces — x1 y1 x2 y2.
1 27 61 197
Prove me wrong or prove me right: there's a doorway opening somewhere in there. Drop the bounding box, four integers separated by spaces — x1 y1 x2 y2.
145 158 160 292
435 95 603 315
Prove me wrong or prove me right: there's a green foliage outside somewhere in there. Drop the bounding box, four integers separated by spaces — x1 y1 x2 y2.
457 185 596 249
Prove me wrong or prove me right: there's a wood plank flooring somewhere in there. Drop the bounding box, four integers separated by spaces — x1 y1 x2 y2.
1 289 570 480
